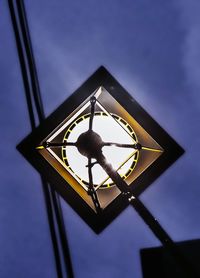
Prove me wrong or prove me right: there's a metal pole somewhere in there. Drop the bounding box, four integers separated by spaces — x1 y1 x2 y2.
8 1 74 277
97 153 199 278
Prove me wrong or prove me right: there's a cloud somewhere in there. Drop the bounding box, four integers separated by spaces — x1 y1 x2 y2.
176 0 200 105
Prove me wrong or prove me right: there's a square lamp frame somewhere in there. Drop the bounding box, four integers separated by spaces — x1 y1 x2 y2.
17 66 184 233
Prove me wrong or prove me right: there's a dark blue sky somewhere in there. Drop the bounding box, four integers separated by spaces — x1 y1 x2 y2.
1 1 200 277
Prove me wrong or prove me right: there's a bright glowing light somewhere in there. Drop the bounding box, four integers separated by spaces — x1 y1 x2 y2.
63 113 137 188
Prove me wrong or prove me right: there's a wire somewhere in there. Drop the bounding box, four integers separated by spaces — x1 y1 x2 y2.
8 1 74 277
16 0 45 121
16 2 74 276
8 0 35 129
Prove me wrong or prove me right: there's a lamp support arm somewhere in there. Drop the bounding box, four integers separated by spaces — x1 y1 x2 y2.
96 153 198 278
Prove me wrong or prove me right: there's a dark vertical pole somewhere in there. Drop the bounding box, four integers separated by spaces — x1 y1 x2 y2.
8 1 74 277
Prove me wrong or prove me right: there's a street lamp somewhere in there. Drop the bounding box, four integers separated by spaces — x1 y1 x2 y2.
10 0 193 274
18 66 184 233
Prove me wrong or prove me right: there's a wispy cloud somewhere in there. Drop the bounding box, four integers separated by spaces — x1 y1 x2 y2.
176 0 200 105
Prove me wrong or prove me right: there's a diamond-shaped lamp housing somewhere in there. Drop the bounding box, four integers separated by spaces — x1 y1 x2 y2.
17 66 184 233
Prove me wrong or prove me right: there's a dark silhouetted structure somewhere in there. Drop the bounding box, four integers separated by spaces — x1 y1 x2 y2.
140 239 200 278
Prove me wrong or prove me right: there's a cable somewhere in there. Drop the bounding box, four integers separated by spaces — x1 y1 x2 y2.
16 0 45 121
8 1 74 277
16 2 74 277
8 0 35 129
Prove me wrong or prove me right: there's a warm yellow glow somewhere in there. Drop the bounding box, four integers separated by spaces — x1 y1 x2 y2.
142 147 163 153
36 86 164 211
36 145 44 150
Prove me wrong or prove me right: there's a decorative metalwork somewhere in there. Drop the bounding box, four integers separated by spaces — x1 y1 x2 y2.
18 67 184 232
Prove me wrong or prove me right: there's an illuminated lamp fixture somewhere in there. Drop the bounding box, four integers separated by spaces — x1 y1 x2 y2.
17 67 184 232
